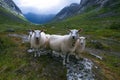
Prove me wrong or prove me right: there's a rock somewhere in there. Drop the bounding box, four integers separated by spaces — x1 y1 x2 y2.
66 58 94 80
0 0 23 15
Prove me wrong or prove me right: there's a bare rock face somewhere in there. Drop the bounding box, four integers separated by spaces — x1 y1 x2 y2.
54 3 80 20
0 0 23 16
78 0 115 12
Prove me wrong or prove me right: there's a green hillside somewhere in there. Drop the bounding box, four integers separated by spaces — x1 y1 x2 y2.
0 7 32 32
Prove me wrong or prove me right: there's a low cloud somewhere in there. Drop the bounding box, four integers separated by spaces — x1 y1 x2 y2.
13 0 80 14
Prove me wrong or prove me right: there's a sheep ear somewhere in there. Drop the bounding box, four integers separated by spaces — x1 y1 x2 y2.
41 29 47 32
41 30 44 32
28 29 31 32
78 29 82 32
68 29 71 33
32 30 34 32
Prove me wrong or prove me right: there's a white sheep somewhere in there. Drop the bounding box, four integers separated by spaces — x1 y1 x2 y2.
72 36 86 59
49 29 82 65
28 30 33 48
30 30 48 57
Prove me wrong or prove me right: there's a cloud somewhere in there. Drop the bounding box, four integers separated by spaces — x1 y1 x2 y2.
13 0 80 14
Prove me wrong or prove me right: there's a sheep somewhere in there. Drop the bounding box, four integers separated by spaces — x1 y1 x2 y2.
49 29 82 65
72 36 86 59
28 30 33 48
30 30 48 57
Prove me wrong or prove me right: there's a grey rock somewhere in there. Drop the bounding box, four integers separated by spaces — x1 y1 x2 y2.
0 0 24 17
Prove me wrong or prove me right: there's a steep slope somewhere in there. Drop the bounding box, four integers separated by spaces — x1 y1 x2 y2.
54 0 120 20
0 0 27 24
0 0 22 15
54 3 80 20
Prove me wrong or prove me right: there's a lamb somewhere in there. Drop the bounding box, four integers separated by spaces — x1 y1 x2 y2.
30 30 48 57
49 29 82 65
72 36 86 59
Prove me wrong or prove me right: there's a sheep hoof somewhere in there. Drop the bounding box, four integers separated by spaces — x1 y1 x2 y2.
63 63 66 65
63 61 66 65
38 54 41 57
34 54 37 57
66 59 70 63
76 56 80 60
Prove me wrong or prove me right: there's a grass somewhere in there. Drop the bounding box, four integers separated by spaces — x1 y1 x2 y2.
0 33 66 80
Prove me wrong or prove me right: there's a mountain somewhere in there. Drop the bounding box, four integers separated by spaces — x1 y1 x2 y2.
24 13 55 24
54 0 120 20
0 0 27 24
54 3 80 20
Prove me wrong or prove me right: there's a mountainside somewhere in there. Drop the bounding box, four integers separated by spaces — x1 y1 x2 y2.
0 0 27 24
0 0 22 15
54 0 120 20
54 3 80 20
24 13 55 24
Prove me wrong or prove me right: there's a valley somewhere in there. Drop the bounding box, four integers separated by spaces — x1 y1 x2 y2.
0 0 120 80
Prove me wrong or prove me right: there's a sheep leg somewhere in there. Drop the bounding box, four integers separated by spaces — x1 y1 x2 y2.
34 52 37 57
63 54 66 65
34 49 37 57
75 55 80 59
38 49 41 57
35 48 40 57
66 53 70 63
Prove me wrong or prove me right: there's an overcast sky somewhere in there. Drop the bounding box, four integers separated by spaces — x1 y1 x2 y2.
13 0 80 14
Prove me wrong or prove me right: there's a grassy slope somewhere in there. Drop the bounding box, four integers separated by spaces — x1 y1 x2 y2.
0 7 34 32
0 2 120 80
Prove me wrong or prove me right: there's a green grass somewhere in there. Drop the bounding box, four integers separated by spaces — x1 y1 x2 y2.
102 53 120 76
0 34 66 80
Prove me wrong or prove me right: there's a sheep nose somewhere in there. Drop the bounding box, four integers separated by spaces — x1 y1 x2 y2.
81 43 83 45
36 37 39 40
72 36 75 39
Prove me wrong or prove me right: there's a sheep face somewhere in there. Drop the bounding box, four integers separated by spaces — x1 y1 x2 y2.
69 29 81 40
34 30 42 40
79 37 86 45
28 30 33 37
